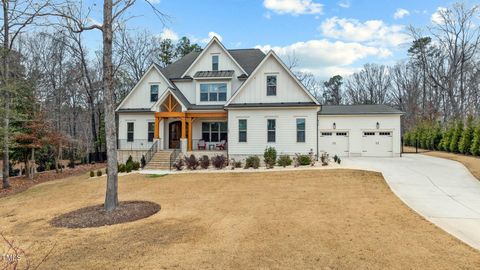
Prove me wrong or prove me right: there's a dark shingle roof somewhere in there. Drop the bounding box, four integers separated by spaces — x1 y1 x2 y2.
318 104 404 115
159 49 265 79
194 70 234 78
116 108 151 113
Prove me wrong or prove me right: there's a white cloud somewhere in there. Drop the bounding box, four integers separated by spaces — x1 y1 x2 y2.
393 8 410 19
431 7 447 24
159 28 179 41
263 0 323 15
338 0 350 9
190 31 223 44
256 39 391 78
319 17 410 47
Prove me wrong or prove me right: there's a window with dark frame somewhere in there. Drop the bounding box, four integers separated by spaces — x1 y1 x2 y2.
239 119 247 142
267 119 276 142
266 75 277 96
127 122 134 142
212 55 219 71
296 118 305 142
147 122 155 142
200 83 227 102
150 84 159 102
202 122 227 142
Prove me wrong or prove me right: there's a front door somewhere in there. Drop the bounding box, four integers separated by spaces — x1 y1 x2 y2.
169 121 181 149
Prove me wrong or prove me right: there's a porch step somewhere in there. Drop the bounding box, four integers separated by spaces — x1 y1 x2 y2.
144 150 175 170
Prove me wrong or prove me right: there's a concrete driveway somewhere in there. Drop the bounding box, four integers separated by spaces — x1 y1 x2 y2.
343 154 480 250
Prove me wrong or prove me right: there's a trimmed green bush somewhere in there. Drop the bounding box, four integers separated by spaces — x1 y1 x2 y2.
298 155 311 166
118 164 126 173
459 116 474 154
132 161 140 171
263 147 277 169
90 171 95 177
96 170 102 177
471 123 480 156
449 121 463 153
125 162 133 173
199 155 210 169
245 156 260 169
277 155 292 167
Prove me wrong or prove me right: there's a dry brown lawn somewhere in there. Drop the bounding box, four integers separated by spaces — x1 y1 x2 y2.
404 146 480 180
1 170 479 269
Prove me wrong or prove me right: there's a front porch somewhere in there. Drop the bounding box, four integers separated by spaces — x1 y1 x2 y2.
153 93 228 154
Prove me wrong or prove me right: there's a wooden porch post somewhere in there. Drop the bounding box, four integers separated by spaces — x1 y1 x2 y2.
181 117 186 139
154 116 159 139
188 117 193 151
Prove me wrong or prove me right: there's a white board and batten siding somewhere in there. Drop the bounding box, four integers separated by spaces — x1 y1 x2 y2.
231 55 313 104
228 108 318 158
118 113 155 145
118 67 169 109
318 115 401 157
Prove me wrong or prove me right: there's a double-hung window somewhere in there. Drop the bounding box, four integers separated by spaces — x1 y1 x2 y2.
212 55 219 71
147 122 155 142
267 119 276 142
296 118 305 142
200 83 227 102
127 122 134 142
238 119 247 142
202 122 227 142
266 75 277 96
150 84 159 102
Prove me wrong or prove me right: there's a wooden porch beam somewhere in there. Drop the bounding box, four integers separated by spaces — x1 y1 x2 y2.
154 117 160 139
155 112 185 118
181 117 186 139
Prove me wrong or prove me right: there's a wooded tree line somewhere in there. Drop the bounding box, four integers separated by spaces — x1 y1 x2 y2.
299 3 480 132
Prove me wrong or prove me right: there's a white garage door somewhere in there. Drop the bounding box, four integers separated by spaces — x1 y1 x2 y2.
361 131 393 157
319 131 349 157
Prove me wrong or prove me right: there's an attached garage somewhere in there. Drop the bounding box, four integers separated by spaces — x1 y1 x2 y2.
318 105 403 157
318 131 350 157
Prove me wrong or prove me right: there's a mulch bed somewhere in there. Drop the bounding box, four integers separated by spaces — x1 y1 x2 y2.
0 163 106 199
50 201 161 228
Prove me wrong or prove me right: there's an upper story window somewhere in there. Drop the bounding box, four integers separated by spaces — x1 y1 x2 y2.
150 84 159 102
200 83 227 102
212 55 219 71
266 75 277 96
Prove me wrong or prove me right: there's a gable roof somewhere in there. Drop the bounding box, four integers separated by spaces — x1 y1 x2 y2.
116 64 173 111
225 50 320 106
157 39 265 80
318 104 404 115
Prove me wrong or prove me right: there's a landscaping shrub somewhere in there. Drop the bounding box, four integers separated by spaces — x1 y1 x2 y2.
96 170 102 177
141 155 146 168
234 160 242 168
125 163 133 173
449 121 463 153
199 155 210 169
211 155 227 169
173 159 184 171
337 157 341 164
263 147 277 169
185 154 200 170
459 116 474 154
320 153 329 166
126 155 134 168
244 155 260 169
118 164 126 173
133 161 141 171
90 171 95 177
298 155 311 166
333 155 338 163
471 123 480 156
277 155 292 167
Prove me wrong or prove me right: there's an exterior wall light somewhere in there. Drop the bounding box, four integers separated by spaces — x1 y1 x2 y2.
333 122 336 129
376 122 380 129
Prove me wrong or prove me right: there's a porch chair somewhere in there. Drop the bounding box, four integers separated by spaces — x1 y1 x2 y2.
216 140 227 150
197 139 206 150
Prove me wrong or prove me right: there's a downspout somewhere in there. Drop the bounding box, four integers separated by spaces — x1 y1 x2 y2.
316 105 321 161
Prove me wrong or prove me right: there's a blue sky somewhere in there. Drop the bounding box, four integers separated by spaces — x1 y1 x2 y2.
85 0 454 79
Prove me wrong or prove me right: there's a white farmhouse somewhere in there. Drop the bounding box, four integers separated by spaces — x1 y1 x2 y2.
116 37 403 167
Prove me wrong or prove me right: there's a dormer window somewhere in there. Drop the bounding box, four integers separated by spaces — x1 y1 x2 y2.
212 55 219 71
266 75 277 96
150 84 159 102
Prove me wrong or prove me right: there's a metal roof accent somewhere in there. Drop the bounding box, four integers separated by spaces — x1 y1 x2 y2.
194 70 234 78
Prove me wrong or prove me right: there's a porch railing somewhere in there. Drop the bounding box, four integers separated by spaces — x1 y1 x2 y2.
118 139 154 150
144 140 159 166
169 148 181 170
